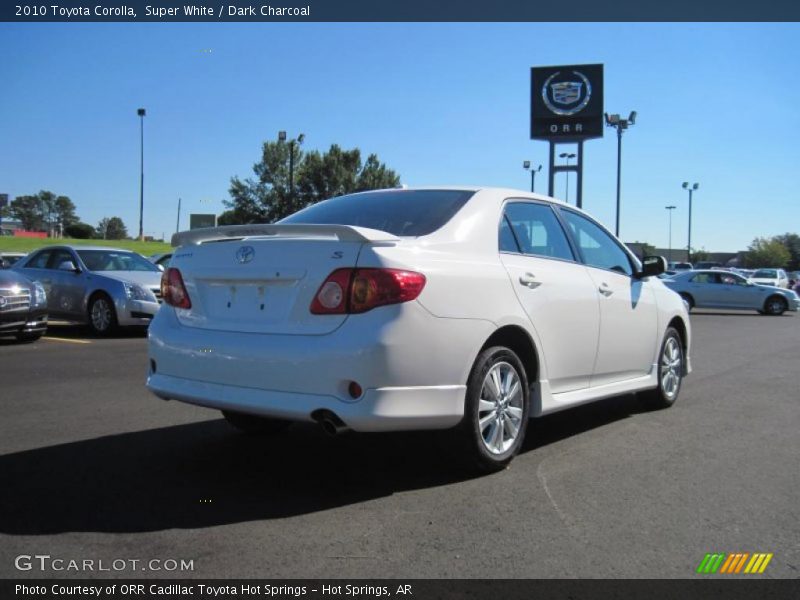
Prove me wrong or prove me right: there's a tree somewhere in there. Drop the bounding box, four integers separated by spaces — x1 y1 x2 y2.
9 190 80 234
743 237 790 268
97 217 128 240
690 247 710 263
773 233 800 271
54 195 79 230
65 222 95 239
223 140 400 224
10 195 46 231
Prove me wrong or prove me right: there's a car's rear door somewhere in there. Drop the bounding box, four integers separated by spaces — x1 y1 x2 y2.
498 201 600 394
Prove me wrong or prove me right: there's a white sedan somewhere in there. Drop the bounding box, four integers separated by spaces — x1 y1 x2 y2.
147 187 691 471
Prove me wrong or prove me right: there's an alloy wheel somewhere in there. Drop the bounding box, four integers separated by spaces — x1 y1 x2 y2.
91 298 112 332
478 361 524 455
660 336 682 401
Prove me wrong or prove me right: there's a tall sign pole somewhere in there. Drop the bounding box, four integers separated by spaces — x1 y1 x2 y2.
531 64 604 210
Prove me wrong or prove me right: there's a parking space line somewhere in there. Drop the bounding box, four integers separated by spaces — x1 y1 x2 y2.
42 336 92 345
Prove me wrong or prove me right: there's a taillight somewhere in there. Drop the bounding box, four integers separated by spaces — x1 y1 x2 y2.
310 268 426 314
161 268 192 309
309 268 352 314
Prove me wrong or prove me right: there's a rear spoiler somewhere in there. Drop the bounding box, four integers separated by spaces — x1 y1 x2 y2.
171 224 400 247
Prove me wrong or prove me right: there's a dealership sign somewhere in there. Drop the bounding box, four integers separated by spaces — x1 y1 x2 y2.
189 213 217 230
531 64 604 140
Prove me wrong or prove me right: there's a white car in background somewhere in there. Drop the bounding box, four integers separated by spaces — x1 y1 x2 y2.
147 188 691 471
749 268 789 288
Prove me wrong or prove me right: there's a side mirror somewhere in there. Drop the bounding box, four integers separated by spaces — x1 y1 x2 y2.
637 255 667 279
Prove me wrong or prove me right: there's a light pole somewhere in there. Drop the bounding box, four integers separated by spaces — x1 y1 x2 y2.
522 161 542 193
682 182 699 262
278 131 305 204
559 152 576 203
604 111 637 237
137 108 146 241
665 205 676 263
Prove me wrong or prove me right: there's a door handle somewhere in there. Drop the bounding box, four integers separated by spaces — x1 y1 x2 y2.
519 273 541 289
598 283 614 296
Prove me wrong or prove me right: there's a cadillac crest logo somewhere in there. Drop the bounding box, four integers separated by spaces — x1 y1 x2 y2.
542 70 592 116
235 246 255 264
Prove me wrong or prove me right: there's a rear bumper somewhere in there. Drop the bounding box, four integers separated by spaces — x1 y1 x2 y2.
147 302 494 431
147 372 465 432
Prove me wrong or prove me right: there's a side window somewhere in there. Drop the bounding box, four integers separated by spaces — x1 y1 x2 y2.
27 250 53 269
499 216 520 253
50 249 76 270
500 202 574 261
691 273 719 284
561 210 633 276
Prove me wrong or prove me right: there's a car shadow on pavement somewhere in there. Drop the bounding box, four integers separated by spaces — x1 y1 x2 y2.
0 394 649 535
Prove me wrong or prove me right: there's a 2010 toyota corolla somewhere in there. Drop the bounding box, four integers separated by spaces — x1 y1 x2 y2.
146 187 691 471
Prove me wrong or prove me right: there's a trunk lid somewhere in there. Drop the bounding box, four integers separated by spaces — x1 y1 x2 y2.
169 225 398 335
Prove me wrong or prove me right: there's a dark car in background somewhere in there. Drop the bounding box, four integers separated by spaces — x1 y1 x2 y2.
0 252 26 269
0 269 48 342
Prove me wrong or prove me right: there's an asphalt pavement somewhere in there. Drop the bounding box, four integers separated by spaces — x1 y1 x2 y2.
0 311 798 578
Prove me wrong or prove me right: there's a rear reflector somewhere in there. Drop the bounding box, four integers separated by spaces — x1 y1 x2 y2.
161 268 192 309
310 268 426 314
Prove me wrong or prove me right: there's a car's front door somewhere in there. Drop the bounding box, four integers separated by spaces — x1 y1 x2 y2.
722 273 763 309
559 209 660 387
498 201 600 394
46 249 86 318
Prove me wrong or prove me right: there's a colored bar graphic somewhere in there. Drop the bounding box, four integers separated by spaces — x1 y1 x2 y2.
758 553 773 573
697 552 773 574
719 554 736 573
734 553 749 573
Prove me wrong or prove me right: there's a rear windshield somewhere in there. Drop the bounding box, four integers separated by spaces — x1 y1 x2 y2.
753 269 777 278
279 190 475 237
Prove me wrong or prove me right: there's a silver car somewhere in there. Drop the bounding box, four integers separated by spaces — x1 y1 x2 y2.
662 269 800 316
14 245 162 334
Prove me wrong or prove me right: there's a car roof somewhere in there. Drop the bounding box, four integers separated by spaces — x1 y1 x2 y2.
31 245 134 252
355 186 574 209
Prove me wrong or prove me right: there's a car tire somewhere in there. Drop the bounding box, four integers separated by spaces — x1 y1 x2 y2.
679 293 694 311
640 327 684 409
221 410 291 435
764 295 787 316
455 346 530 473
15 332 43 343
88 293 118 336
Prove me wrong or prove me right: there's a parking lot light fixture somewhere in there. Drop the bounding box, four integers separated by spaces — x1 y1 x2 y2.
665 205 676 262
605 111 636 237
682 182 700 262
278 131 305 203
137 108 146 242
523 161 542 193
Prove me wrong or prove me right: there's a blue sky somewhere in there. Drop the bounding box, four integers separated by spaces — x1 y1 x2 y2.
1 22 798 251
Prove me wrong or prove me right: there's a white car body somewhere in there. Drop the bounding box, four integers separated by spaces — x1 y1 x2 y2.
749 268 789 289
147 188 691 467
